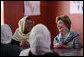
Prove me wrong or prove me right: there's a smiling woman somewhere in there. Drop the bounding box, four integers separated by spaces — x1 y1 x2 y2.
10 16 34 49
53 15 81 49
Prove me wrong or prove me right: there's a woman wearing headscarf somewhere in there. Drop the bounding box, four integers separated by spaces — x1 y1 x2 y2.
53 15 81 48
10 16 34 49
1 24 12 44
1 24 21 56
19 24 59 56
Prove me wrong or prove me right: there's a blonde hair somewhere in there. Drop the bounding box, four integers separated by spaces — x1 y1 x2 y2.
56 15 71 30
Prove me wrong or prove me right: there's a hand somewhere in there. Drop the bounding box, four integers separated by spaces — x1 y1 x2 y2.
54 43 63 48
62 45 69 48
54 43 69 48
20 39 30 48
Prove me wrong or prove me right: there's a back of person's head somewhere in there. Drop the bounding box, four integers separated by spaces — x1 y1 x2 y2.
1 24 12 44
29 24 51 55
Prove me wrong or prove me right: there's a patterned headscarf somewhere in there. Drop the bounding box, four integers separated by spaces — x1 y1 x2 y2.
12 16 30 42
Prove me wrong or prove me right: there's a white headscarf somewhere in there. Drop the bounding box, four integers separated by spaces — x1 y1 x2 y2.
12 16 30 42
20 24 52 56
29 24 52 55
1 24 12 44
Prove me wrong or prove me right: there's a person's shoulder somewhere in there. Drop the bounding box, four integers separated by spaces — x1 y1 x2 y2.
55 33 60 38
14 28 19 32
1 43 21 56
70 30 80 36
19 48 30 56
12 28 19 37
5 44 21 51
54 33 62 40
44 52 59 56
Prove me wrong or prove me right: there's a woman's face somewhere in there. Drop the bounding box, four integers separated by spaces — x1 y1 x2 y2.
57 20 68 33
24 19 34 34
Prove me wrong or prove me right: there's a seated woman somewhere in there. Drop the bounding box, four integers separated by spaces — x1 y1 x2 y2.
53 15 81 49
20 24 59 56
1 24 12 44
1 24 21 56
10 16 34 49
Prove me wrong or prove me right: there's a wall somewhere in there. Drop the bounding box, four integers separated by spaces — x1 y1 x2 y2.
4 1 48 34
4 1 24 33
1 1 4 25
3 1 83 47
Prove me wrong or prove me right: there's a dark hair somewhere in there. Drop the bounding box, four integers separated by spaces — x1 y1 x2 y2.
26 17 32 20
6 24 12 30
26 17 34 24
56 15 71 30
9 25 12 30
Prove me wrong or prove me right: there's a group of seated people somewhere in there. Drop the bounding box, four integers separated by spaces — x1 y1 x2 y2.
1 15 81 56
